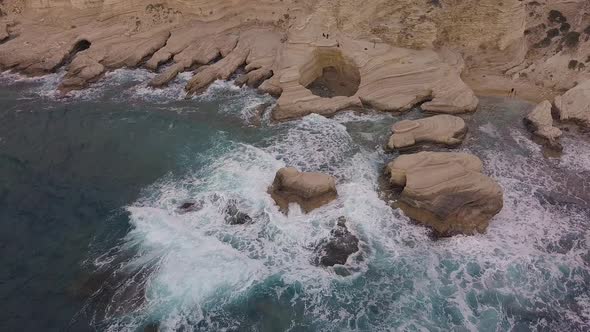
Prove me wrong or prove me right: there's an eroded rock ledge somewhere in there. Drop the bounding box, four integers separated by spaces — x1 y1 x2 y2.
0 0 484 120
2 0 588 119
387 115 467 150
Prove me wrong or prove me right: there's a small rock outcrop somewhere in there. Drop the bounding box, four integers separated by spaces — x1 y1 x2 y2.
223 199 252 225
387 114 467 150
524 100 562 150
176 200 204 214
554 80 590 126
269 167 337 213
314 217 359 267
385 152 503 236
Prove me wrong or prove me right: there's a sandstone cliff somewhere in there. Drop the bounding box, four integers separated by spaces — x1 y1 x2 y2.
0 0 588 118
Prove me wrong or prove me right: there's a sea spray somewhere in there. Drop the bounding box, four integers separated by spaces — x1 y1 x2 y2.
1 71 587 331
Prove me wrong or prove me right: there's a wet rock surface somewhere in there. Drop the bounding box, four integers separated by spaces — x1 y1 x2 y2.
385 151 504 236
177 197 252 225
176 200 204 214
269 167 337 213
314 217 359 267
223 199 253 225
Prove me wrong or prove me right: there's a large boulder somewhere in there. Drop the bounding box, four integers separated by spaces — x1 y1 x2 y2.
387 114 467 150
385 152 503 236
523 100 562 151
554 80 590 126
269 167 337 213
314 217 359 267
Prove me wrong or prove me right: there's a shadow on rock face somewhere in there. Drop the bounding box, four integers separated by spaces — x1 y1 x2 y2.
314 217 360 268
301 48 361 98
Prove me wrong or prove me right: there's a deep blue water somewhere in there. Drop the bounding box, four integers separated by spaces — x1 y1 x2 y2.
0 70 589 332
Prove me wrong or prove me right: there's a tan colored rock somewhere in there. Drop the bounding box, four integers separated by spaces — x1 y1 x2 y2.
0 23 9 42
269 167 337 213
554 80 590 126
524 100 562 150
185 29 283 95
387 114 467 150
60 28 171 92
147 25 240 87
0 0 586 114
385 152 503 236
272 39 478 121
0 24 80 75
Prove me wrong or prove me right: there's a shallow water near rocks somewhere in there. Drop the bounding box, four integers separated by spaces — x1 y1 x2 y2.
0 70 589 331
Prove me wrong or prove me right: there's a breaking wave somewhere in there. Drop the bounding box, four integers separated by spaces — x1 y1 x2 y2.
76 92 590 331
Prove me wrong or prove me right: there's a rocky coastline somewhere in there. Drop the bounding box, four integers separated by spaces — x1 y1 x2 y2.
2 0 590 266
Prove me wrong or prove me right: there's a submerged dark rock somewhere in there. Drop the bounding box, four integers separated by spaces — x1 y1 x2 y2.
143 322 159 332
314 217 359 267
176 200 204 214
224 199 252 225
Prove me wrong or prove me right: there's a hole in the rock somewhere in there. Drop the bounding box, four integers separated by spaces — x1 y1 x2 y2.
59 39 91 69
300 48 360 98
72 39 91 54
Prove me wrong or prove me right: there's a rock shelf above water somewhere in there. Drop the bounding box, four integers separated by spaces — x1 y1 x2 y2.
387 114 467 150
385 152 504 236
0 0 486 121
269 167 337 213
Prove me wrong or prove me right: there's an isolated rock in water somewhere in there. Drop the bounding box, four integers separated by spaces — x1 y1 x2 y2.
387 114 467 150
314 217 359 267
2 0 589 117
524 100 562 150
224 200 252 225
385 152 503 236
269 167 337 213
176 200 204 214
554 80 590 126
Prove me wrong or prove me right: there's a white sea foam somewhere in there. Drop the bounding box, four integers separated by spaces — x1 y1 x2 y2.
479 122 501 139
560 134 590 172
56 82 588 331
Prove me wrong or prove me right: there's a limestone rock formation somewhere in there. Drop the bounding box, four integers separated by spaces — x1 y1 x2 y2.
524 100 562 150
515 2 590 96
387 114 467 150
185 29 283 95
554 80 590 126
0 0 587 117
385 152 504 236
269 167 337 213
272 43 478 121
60 29 171 92
314 217 359 267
